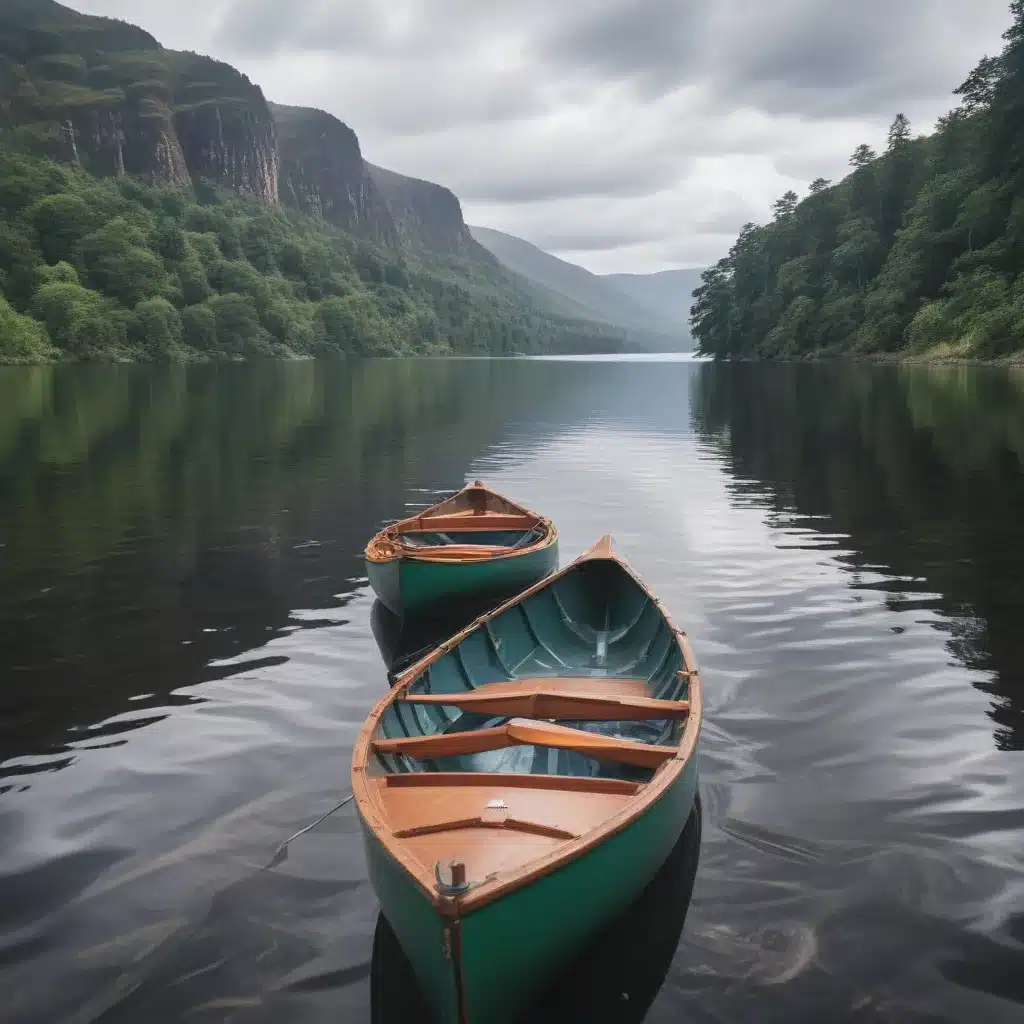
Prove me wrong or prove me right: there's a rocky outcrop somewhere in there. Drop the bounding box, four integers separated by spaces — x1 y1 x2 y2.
173 55 278 202
271 103 396 245
1 1 491 259
367 163 487 258
0 3 278 200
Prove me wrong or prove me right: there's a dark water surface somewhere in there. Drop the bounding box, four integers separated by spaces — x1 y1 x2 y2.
1 357 1022 1023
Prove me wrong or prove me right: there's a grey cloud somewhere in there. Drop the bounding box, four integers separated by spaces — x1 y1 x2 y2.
521 227 670 252
537 0 709 96
710 0 1009 117
453 161 685 204
67 0 1012 273
211 0 385 57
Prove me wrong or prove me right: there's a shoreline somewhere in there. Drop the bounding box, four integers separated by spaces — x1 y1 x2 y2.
706 352 1024 368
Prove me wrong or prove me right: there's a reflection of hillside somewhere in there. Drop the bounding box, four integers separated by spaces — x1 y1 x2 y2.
691 362 1024 751
0 360 572 770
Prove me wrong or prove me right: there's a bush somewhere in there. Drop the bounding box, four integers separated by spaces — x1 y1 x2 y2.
0 296 55 363
129 297 183 356
181 302 217 351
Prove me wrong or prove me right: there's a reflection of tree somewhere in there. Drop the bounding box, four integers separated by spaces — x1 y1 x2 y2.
0 359 566 770
691 362 1024 750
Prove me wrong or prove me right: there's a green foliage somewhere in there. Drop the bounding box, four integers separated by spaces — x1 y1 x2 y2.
0 145 609 363
0 295 54 363
691 2 1024 361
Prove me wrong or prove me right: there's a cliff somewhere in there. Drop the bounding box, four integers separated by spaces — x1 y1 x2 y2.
0 1 498 262
367 163 488 258
271 103 395 246
0 0 278 200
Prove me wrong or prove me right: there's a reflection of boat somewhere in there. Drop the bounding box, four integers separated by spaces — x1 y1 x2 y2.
371 795 703 1024
370 596 508 684
354 536 703 1024
364 481 558 618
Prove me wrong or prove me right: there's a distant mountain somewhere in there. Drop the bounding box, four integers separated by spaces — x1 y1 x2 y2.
602 270 705 335
469 225 695 349
469 225 701 349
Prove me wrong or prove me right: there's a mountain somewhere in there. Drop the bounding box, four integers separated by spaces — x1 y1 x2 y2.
0 0 279 199
271 103 396 247
470 225 699 349
368 163 488 258
0 0 629 362
603 269 704 335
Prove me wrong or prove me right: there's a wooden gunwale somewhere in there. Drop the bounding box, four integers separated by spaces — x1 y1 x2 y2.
352 535 704 916
365 481 558 565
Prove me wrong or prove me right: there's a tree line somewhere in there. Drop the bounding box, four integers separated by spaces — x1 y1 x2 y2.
691 1 1024 360
0 149 603 363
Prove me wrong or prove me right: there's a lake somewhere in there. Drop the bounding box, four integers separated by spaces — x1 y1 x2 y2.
1 356 1022 1023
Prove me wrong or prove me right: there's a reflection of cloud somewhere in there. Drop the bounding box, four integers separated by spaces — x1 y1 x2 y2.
67 0 1009 272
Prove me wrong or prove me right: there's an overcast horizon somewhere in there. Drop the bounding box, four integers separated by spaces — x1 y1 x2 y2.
67 1 1012 275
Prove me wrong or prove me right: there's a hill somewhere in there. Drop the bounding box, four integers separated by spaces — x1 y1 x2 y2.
470 224 694 350
691 4 1024 361
603 269 704 337
0 0 626 362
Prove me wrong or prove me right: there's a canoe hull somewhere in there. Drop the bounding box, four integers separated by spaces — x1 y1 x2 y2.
366 539 559 619
362 749 699 1024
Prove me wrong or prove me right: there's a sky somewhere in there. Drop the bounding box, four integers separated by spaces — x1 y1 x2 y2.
68 0 1012 275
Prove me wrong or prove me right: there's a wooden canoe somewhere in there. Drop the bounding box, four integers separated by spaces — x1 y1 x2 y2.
353 536 702 1024
364 481 559 618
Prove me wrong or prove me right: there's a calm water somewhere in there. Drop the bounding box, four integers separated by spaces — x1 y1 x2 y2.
1 357 1022 1023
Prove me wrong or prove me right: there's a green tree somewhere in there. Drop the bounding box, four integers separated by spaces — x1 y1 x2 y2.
29 193 100 264
129 297 183 356
0 296 54 363
181 302 217 351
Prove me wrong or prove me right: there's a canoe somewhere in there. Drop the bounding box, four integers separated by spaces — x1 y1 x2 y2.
364 481 559 618
370 794 703 1024
352 536 703 1024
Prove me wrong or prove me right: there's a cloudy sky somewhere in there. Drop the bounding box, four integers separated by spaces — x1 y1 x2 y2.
69 1 1010 274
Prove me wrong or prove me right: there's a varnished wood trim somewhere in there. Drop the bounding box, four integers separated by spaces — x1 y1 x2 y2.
364 481 558 564
393 817 578 841
395 513 541 533
373 718 678 769
351 535 703 915
402 678 690 721
379 772 643 796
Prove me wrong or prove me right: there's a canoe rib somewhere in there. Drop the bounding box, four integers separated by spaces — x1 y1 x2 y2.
372 717 678 770
401 676 690 722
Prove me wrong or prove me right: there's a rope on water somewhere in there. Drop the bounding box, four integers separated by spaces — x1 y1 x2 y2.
263 792 355 870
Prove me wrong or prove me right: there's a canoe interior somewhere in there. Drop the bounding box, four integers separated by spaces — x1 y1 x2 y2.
395 528 544 549
375 558 686 783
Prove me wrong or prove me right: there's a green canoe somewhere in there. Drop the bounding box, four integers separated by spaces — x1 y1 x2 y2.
365 481 559 619
352 536 703 1024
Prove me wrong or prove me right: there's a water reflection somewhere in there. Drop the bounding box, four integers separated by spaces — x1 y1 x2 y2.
691 361 1024 751
0 359 567 774
1 356 1022 1023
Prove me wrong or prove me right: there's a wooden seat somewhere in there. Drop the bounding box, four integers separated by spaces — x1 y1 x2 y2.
402 676 689 721
372 717 677 769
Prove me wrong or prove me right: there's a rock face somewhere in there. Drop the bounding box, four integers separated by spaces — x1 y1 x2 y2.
0 1 278 200
272 103 395 245
367 163 487 258
173 56 279 203
0 0 491 260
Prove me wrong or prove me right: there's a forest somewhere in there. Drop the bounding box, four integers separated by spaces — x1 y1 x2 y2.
691 1 1024 361
0 149 602 363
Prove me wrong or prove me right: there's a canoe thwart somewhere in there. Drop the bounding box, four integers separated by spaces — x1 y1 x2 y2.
401 676 690 721
373 717 678 769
